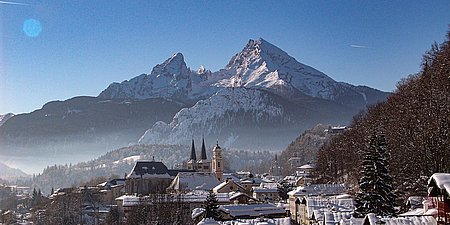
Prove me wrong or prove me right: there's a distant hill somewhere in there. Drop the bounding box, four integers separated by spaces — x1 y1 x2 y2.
278 124 333 175
0 162 29 181
0 97 186 157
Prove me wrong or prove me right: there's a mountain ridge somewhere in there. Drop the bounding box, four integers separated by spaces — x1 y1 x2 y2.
99 38 389 107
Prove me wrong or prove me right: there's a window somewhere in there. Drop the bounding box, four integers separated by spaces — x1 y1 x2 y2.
218 161 221 168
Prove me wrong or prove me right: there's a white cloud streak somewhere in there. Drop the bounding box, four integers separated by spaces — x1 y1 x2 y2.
0 1 30 6
350 44 370 49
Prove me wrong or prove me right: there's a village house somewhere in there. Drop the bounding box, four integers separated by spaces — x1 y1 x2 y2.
97 178 125 205
288 183 347 224
428 173 450 224
213 179 247 194
251 183 279 202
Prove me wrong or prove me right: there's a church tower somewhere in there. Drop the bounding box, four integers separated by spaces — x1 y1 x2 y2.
187 139 197 170
196 137 211 172
212 141 223 182
270 154 281 176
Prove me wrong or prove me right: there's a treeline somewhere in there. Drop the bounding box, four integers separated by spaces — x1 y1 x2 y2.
315 32 450 198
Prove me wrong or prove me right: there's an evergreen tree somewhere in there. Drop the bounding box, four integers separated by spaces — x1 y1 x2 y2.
277 181 295 202
354 132 397 218
203 192 221 220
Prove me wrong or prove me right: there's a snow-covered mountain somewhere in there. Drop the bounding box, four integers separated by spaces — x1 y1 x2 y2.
99 53 214 101
138 87 358 149
214 38 385 108
99 38 388 149
138 88 286 145
100 38 387 109
0 113 14 127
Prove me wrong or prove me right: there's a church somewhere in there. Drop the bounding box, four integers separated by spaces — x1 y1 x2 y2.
186 138 223 182
124 139 224 195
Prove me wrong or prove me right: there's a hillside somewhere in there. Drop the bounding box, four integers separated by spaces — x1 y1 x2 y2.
315 33 450 197
0 162 29 181
278 124 333 175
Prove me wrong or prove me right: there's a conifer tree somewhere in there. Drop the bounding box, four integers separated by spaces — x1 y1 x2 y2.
354 132 396 217
204 192 221 220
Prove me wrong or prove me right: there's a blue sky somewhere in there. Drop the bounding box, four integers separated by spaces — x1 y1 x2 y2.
1 0 449 114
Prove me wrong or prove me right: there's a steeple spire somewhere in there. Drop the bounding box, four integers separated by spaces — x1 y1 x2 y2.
190 139 197 160
201 137 207 160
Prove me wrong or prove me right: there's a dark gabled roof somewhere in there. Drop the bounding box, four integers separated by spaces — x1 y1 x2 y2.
129 161 170 177
109 178 125 185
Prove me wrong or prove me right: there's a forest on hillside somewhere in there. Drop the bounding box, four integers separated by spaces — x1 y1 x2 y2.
315 32 450 200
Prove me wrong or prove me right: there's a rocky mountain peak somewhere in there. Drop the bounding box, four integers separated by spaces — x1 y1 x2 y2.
225 38 293 71
150 52 189 80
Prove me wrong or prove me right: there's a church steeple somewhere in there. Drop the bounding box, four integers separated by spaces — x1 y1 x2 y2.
212 141 223 181
200 137 207 160
190 139 197 160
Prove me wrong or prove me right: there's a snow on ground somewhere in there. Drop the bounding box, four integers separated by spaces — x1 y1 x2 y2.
113 155 141 164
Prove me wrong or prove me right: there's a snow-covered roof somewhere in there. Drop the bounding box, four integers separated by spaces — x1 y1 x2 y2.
428 173 450 196
167 172 220 192
302 195 354 220
229 192 258 202
288 184 346 196
399 208 438 217
213 180 246 193
119 192 231 207
181 191 231 203
192 208 205 219
223 173 241 183
364 213 437 225
299 164 315 170
197 218 220 225
219 203 286 218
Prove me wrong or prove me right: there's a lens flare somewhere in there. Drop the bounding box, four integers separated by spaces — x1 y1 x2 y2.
23 18 42 37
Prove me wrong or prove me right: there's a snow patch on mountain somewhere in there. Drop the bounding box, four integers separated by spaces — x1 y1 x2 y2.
138 88 285 145
0 113 14 127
